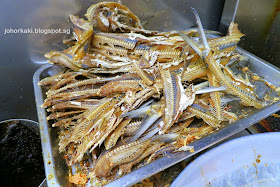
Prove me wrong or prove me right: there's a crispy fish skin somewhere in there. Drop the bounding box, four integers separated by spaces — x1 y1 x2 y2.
205 51 263 109
90 138 151 178
160 68 195 133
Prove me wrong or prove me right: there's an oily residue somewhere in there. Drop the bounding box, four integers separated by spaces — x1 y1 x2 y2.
252 163 258 175
256 154 261 163
252 150 263 178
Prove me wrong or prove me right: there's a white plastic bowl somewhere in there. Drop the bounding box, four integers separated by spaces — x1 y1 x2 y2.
171 132 280 187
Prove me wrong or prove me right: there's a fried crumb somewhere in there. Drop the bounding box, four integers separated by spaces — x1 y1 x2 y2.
154 172 162 179
271 113 280 118
242 67 248 72
265 81 277 89
133 178 154 187
252 75 260 81
69 173 87 185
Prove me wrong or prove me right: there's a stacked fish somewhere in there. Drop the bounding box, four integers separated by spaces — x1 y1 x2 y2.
39 1 267 185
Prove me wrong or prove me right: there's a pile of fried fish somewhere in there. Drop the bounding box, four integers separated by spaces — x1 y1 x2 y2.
38 1 277 185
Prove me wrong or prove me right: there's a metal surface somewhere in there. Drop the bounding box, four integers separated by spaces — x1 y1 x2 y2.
171 132 280 187
33 47 280 187
38 178 48 187
220 0 280 67
0 0 224 122
33 64 66 187
218 0 239 34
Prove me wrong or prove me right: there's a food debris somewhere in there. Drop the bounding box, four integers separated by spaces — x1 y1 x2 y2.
252 75 260 81
271 113 280 118
69 173 88 185
242 67 249 72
